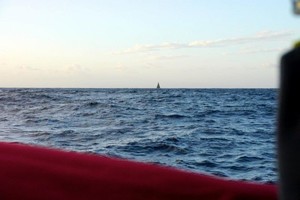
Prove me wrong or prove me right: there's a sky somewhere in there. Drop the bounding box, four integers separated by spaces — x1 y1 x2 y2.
0 0 299 88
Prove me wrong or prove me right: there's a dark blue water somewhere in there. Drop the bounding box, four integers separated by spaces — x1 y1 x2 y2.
0 88 277 183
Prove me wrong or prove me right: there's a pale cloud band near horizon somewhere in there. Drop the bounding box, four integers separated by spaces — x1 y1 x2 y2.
114 30 293 54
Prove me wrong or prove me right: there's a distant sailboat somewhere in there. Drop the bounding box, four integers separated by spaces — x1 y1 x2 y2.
157 82 160 89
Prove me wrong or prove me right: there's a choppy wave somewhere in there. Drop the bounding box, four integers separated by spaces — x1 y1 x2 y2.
0 88 277 183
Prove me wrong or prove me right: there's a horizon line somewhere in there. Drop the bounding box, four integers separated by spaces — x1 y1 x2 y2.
0 87 277 89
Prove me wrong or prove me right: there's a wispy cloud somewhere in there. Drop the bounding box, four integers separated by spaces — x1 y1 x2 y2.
238 47 283 54
19 65 40 71
115 30 293 54
115 63 127 71
148 55 189 61
220 47 285 56
65 64 88 72
261 62 277 68
116 43 185 54
0 62 7 66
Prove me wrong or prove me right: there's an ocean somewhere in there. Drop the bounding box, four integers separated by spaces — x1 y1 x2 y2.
0 88 277 183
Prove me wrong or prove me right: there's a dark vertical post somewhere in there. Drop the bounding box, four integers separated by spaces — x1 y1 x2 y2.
278 45 300 200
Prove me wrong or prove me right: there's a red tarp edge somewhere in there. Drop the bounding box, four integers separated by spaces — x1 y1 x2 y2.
0 142 277 200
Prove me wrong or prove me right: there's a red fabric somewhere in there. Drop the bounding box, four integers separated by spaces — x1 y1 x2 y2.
0 142 277 200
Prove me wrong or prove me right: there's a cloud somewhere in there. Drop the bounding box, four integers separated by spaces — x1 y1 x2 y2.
220 47 285 56
115 30 293 54
190 30 292 47
115 63 127 71
149 55 189 61
0 62 7 66
66 64 88 72
117 43 185 54
238 47 283 54
19 65 40 71
261 62 277 68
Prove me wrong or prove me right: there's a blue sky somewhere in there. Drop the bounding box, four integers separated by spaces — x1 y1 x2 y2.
0 0 299 88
